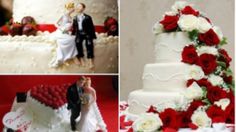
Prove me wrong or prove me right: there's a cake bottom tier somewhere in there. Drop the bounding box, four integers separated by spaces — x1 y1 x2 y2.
128 89 185 114
0 34 118 73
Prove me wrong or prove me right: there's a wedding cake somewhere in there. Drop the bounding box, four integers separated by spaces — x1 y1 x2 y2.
121 1 234 132
0 0 118 73
3 83 106 132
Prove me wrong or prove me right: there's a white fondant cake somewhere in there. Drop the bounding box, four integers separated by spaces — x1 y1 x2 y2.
124 1 234 131
127 32 190 114
0 33 118 73
13 0 118 25
154 32 191 63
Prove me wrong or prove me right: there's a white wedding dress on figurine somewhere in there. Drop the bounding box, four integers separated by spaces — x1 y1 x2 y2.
50 14 78 67
77 93 107 132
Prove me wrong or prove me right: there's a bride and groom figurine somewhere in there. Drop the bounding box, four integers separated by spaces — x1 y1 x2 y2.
67 76 107 132
50 2 96 69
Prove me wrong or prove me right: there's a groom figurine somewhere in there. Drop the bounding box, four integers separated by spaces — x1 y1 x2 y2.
66 76 86 131
72 3 96 68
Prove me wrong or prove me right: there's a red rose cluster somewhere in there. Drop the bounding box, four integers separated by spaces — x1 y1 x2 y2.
181 45 219 75
0 16 38 36
30 83 71 109
159 6 200 31
104 17 118 36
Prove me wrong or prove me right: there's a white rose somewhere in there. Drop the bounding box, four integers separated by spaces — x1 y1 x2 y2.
178 15 199 31
183 82 203 100
198 17 212 33
213 26 223 40
208 74 224 86
165 11 178 16
132 113 162 132
171 1 188 12
185 65 205 80
214 98 230 110
191 108 212 127
197 46 218 56
152 22 164 35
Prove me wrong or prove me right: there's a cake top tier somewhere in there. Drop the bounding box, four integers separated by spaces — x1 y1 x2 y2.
152 1 226 63
13 0 118 25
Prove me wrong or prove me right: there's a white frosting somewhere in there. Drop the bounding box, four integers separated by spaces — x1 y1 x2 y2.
27 94 70 128
0 33 118 73
154 32 191 63
13 0 118 25
128 90 185 114
143 63 189 92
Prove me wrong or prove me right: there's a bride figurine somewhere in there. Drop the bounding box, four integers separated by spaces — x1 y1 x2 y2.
49 2 78 68
77 77 107 132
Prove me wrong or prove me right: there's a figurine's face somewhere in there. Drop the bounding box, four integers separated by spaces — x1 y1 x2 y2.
78 80 86 87
76 4 84 13
66 8 74 13
67 8 74 12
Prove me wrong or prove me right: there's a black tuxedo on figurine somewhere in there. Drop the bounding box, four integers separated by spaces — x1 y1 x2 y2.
66 83 84 131
72 14 96 59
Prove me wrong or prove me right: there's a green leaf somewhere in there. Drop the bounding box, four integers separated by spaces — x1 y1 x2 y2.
219 37 227 46
202 98 211 105
201 86 207 98
224 68 233 76
188 29 199 42
217 61 227 69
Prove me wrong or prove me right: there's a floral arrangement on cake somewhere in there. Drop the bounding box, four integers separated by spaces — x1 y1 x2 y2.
0 16 38 36
120 1 234 132
104 17 118 36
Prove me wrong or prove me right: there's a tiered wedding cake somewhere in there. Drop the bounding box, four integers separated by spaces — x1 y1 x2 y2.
122 1 234 132
0 0 118 73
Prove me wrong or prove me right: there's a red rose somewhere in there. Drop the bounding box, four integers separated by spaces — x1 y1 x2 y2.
196 78 212 89
146 105 158 114
207 105 225 123
222 73 233 84
181 45 198 64
197 54 217 75
198 29 220 46
178 111 191 128
225 103 235 124
206 86 227 103
160 15 179 31
186 100 205 117
104 17 117 28
181 6 199 16
159 108 180 130
218 49 232 67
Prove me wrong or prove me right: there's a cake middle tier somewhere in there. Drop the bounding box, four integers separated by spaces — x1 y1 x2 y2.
143 63 189 92
128 89 185 114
